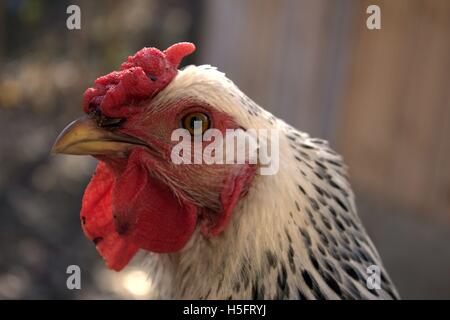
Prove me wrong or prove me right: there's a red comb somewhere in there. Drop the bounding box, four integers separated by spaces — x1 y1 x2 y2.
164 42 196 66
82 42 196 118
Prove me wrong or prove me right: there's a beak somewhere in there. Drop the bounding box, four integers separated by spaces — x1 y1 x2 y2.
51 116 147 156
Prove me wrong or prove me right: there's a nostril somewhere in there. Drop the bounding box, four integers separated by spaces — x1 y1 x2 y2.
88 103 97 113
99 117 125 129
89 106 125 130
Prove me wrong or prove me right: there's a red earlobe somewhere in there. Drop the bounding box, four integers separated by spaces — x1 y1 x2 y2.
201 164 257 237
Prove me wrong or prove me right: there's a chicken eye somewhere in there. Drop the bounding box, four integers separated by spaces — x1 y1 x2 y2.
181 112 210 135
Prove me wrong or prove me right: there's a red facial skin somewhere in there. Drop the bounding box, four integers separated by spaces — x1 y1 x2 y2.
80 43 256 271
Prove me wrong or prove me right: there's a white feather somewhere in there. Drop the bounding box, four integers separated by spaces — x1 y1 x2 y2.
142 65 399 300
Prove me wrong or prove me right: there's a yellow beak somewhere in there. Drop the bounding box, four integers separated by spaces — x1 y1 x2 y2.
51 116 147 156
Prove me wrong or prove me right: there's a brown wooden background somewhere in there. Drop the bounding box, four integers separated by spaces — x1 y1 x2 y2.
339 0 450 220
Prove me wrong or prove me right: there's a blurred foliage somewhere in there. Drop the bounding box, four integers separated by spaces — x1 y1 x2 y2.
0 0 202 299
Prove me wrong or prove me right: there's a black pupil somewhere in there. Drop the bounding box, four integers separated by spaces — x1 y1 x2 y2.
190 116 203 129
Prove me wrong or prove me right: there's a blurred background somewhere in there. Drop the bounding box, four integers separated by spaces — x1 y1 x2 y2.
0 0 449 299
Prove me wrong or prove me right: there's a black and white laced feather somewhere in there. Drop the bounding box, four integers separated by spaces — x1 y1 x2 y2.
142 65 400 300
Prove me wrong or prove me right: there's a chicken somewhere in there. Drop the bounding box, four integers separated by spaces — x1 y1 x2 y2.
52 42 399 300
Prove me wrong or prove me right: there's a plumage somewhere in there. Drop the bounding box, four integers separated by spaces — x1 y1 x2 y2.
52 43 399 300
143 65 399 299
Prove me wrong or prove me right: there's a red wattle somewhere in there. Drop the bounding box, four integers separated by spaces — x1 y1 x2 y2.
112 149 198 253
201 164 257 237
80 162 139 271
80 150 199 271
